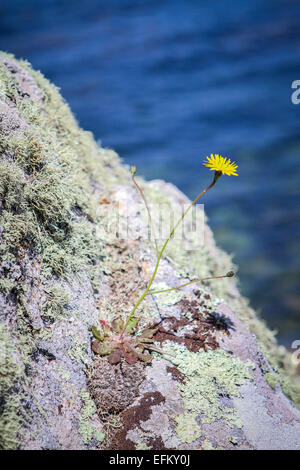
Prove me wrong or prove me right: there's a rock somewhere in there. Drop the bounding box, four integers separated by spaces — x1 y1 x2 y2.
0 52 299 450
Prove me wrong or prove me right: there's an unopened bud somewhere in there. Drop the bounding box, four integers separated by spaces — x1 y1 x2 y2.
226 271 235 277
131 165 136 176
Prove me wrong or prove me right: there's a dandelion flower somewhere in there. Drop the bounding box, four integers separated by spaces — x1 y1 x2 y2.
203 154 238 176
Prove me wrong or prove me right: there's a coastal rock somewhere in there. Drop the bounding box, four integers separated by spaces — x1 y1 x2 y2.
0 53 299 450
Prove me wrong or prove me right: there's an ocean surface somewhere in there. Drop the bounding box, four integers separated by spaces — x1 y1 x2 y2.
0 0 299 345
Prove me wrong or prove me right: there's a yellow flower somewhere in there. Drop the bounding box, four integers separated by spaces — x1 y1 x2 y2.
203 154 238 176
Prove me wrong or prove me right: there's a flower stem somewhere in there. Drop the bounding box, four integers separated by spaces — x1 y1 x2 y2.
120 171 221 337
131 173 159 256
147 274 229 295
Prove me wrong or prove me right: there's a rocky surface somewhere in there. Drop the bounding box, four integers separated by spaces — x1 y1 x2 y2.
0 53 299 450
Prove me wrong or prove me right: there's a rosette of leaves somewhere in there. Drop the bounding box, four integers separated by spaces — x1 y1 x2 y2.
91 318 163 365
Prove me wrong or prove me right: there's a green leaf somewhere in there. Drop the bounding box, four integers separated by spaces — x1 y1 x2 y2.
125 316 138 334
91 326 103 341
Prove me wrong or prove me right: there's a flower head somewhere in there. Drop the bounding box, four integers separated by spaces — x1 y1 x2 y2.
203 154 238 176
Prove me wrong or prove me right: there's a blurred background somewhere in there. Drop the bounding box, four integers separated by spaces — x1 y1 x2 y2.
0 0 299 346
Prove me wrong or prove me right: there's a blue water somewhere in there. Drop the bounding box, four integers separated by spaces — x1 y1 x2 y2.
1 0 300 345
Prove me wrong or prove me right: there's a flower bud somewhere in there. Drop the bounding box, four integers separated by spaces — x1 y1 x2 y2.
226 271 235 277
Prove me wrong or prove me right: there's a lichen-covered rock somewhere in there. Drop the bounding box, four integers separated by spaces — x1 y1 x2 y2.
0 52 299 450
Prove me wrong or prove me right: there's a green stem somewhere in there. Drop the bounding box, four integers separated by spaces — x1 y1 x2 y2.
147 274 228 295
120 171 221 338
132 174 159 255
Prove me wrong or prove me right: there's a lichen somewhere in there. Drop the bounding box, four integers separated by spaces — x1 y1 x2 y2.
41 284 70 322
0 52 299 450
175 413 202 444
136 441 151 450
0 323 26 449
264 372 278 390
202 438 216 450
163 343 255 439
55 365 71 382
150 282 186 307
78 389 105 445
68 340 90 367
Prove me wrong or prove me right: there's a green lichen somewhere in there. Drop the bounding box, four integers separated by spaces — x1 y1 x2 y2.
264 372 278 390
68 340 90 367
0 323 26 449
202 438 216 450
175 413 202 444
229 437 238 445
151 282 186 307
136 441 151 450
78 389 105 445
55 365 71 382
41 284 70 322
0 51 128 297
277 373 300 408
164 343 255 439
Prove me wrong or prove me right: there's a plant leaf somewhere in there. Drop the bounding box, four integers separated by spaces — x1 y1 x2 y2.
144 345 176 358
111 317 124 333
108 348 122 365
122 350 138 365
141 327 158 338
125 316 138 334
135 350 153 363
92 340 114 356
91 326 103 341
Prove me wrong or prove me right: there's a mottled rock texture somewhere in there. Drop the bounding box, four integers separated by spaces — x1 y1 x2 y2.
0 53 299 450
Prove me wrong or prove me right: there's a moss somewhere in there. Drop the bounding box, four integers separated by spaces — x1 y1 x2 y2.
78 389 105 445
163 343 255 440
